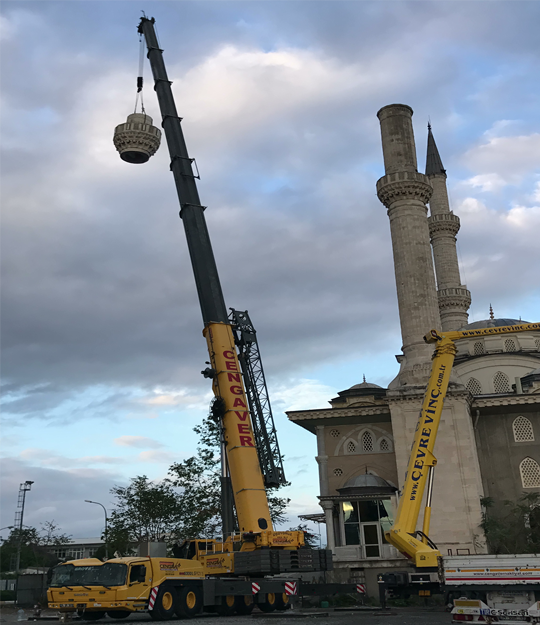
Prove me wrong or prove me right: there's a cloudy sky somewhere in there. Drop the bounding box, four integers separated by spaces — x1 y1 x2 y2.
1 0 539 543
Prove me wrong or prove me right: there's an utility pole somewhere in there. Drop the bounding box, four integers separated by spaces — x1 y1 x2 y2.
14 481 34 574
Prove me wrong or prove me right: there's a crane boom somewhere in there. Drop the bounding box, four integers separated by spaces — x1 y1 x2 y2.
137 17 272 534
386 322 540 568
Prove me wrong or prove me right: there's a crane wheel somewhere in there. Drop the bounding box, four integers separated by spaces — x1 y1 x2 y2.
106 611 131 619
258 592 278 613
175 586 203 619
275 593 290 611
235 595 255 615
150 585 176 620
215 594 236 616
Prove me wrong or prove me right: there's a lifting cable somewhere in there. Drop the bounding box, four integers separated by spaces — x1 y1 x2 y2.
134 33 146 115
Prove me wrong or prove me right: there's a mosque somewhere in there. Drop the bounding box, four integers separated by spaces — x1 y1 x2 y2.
287 104 540 591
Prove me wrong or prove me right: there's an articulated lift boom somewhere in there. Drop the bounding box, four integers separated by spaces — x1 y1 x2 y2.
386 321 540 568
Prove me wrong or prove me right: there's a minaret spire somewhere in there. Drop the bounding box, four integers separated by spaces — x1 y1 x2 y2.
426 124 471 331
426 123 446 177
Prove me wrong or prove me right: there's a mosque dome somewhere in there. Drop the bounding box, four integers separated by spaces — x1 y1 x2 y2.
337 473 397 496
461 318 529 330
349 381 384 391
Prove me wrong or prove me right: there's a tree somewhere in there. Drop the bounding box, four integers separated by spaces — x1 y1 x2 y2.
0 522 72 573
105 476 184 554
167 410 290 538
480 492 540 554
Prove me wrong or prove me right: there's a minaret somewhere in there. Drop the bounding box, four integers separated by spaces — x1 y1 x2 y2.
426 125 471 331
376 104 440 386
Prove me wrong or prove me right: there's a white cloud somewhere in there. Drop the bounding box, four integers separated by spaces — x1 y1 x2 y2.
138 450 180 464
114 435 163 449
270 379 336 412
462 133 540 189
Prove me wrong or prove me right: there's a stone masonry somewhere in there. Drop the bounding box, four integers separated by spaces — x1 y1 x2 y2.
377 104 486 555
426 125 471 331
376 104 440 387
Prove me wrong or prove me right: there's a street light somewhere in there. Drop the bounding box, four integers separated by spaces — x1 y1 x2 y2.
84 500 108 559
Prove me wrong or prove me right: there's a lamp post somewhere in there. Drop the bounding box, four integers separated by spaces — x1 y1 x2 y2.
84 500 108 559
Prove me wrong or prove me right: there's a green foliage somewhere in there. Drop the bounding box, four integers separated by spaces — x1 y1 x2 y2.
0 522 72 573
107 407 291 547
106 476 185 553
167 411 291 538
481 492 540 554
288 523 319 547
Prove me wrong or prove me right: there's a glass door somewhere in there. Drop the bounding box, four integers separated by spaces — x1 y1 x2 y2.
361 522 381 558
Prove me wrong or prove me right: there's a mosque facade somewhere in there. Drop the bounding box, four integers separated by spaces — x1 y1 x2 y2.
287 104 540 591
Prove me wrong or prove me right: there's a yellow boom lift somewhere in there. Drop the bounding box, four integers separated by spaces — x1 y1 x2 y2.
386 321 540 568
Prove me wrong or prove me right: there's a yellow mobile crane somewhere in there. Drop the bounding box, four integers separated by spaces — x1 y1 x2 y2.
48 16 333 620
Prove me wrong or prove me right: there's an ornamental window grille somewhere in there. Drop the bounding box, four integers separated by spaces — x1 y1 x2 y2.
520 457 540 488
513 416 534 442
361 431 374 453
493 371 511 394
346 440 357 454
379 438 390 452
330 429 340 438
333 468 343 477
466 377 483 395
504 338 517 352
473 341 485 356
536 338 540 351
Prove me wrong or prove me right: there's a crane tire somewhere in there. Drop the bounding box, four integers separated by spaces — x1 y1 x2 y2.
275 593 290 611
175 585 203 619
258 592 278 613
214 594 236 616
149 584 176 620
235 595 255 615
106 611 131 619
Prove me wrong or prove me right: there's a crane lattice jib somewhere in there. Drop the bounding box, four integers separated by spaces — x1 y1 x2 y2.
229 309 286 488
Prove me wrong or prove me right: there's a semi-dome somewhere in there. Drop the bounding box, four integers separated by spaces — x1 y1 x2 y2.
337 473 396 496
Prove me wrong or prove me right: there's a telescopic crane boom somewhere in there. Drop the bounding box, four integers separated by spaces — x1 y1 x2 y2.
136 17 298 551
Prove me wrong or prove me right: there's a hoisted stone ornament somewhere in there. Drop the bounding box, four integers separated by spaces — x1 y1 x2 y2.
113 113 161 164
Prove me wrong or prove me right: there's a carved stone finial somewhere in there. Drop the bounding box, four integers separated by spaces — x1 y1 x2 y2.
113 113 161 164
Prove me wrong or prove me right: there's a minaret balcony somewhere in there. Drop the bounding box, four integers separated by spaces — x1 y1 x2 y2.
437 286 472 310
428 212 460 238
376 171 432 208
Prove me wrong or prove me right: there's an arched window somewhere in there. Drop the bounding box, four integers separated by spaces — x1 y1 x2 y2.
520 457 540 488
473 341 485 355
466 377 482 395
379 438 390 452
513 416 534 442
493 371 510 393
346 440 357 454
504 338 517 352
361 431 374 453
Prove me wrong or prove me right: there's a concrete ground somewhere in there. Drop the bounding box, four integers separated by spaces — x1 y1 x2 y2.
0 606 451 625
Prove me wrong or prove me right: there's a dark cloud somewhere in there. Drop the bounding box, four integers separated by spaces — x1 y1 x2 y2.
1 1 539 534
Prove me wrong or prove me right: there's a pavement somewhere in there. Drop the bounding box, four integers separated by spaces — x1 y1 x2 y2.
0 605 452 625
